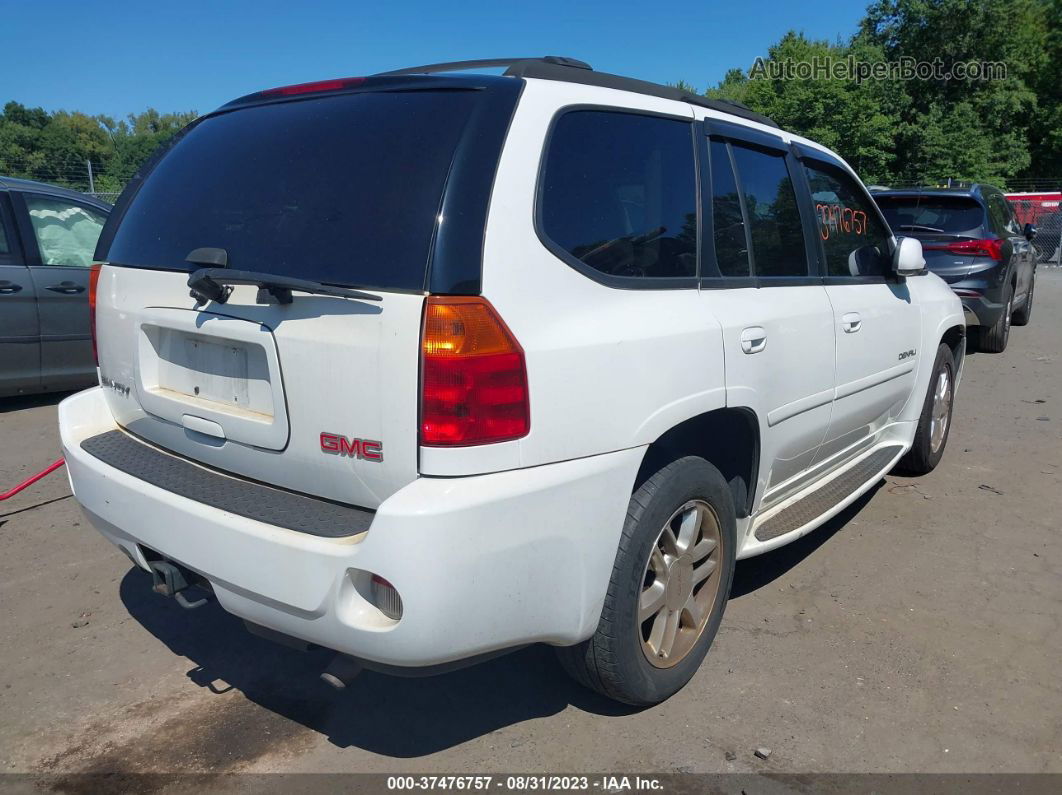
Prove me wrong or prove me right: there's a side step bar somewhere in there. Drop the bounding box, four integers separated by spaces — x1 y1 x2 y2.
753 445 904 542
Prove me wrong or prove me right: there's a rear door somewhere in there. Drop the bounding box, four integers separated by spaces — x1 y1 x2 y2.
798 153 920 464
698 124 835 509
0 193 40 395
94 87 489 509
14 192 107 391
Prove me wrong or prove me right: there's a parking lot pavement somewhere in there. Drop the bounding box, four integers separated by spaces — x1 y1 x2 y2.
1 273 1060 780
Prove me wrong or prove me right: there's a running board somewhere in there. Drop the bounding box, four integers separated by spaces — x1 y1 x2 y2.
754 445 904 542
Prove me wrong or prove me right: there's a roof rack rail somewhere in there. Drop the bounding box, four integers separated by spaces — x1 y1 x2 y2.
374 56 778 129
375 56 591 77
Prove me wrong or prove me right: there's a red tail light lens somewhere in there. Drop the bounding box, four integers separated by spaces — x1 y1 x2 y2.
420 296 530 446
88 263 102 365
923 238 1004 261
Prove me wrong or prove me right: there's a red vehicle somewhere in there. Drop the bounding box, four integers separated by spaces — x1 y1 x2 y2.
1006 192 1061 264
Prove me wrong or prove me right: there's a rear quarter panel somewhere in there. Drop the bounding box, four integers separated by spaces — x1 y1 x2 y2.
419 80 727 477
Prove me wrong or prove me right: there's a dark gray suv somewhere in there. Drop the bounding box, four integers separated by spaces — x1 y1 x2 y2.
0 177 110 396
874 183 1037 353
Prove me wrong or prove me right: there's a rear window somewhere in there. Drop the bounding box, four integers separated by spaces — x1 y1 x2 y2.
876 195 985 235
105 91 479 291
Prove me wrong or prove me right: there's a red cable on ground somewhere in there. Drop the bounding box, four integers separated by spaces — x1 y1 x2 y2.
0 458 65 501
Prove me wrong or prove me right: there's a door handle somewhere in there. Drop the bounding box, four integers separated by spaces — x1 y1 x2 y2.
0 280 22 294
740 326 767 354
45 281 85 294
841 312 862 333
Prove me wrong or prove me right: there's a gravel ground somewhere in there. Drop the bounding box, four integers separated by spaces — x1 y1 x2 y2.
1 272 1060 783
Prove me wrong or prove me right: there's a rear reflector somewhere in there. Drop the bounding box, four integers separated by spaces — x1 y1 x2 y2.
370 575 403 621
420 296 530 446
88 263 102 365
923 238 1004 261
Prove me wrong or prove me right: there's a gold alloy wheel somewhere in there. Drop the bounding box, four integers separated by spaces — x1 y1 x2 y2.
638 499 725 668
929 367 952 454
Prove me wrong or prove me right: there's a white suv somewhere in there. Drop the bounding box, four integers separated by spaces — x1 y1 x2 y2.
59 57 965 705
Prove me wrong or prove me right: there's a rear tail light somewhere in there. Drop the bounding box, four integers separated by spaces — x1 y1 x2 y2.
370 575 403 621
952 288 982 297
923 238 1004 261
88 263 102 365
420 296 530 446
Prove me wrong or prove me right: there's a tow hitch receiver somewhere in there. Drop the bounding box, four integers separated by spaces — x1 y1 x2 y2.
149 560 211 609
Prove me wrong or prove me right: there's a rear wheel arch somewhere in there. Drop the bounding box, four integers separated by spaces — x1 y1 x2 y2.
634 408 760 519
940 324 965 369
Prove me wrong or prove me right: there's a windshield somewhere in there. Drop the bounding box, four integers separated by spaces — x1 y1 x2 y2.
876 195 985 236
104 90 479 291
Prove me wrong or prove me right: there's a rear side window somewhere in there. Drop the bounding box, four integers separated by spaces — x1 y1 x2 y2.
728 144 808 277
539 111 697 282
25 196 107 267
803 160 891 278
876 196 985 236
105 91 479 291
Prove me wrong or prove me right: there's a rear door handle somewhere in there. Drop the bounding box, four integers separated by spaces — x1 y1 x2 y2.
0 280 22 294
740 326 767 354
45 281 85 294
841 312 862 333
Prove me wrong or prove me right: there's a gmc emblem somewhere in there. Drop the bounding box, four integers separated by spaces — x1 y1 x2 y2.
320 432 383 462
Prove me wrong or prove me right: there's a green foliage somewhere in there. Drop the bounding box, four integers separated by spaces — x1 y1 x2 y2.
694 0 1058 187
0 102 197 196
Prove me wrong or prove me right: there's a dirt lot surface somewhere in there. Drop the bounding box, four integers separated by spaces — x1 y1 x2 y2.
1 272 1060 784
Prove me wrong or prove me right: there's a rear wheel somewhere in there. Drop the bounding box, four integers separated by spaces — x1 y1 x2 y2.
555 456 736 705
895 343 955 476
976 282 1012 353
1012 275 1034 326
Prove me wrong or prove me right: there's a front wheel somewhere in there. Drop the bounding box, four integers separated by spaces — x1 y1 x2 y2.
555 456 736 705
894 343 956 476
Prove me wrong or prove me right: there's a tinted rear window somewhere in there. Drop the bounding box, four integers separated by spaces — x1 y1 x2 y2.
876 195 985 235
105 91 479 291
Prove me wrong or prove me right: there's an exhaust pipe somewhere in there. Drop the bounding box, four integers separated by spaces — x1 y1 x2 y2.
320 654 363 690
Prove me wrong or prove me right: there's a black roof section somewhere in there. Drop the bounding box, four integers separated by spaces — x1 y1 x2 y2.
374 56 779 129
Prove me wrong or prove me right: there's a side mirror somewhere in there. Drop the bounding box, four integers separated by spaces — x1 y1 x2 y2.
892 236 925 276
1024 223 1037 241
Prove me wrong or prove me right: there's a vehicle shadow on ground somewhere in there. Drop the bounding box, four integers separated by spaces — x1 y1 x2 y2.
0 391 72 414
118 479 882 758
119 569 633 758
730 481 882 598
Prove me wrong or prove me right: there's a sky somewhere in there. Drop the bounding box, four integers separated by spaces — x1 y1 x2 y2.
1 0 868 119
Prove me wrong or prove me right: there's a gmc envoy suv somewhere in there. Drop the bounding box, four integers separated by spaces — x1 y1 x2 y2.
59 57 964 705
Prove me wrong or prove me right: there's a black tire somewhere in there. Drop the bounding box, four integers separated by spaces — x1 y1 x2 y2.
1012 275 1034 326
555 456 736 706
895 343 956 476
976 282 1012 353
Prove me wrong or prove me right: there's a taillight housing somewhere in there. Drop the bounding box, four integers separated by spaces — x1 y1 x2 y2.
420 296 530 446
88 263 102 365
923 238 1004 261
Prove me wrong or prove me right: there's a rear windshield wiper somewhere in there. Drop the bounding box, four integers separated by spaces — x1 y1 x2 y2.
895 224 945 233
187 268 382 306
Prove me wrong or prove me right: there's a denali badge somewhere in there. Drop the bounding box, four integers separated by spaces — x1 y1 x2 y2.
320 432 383 462
898 349 917 361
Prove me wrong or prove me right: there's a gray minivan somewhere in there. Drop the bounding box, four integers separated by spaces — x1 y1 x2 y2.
0 177 110 396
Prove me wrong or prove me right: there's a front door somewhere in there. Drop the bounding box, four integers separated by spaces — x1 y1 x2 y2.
15 192 107 391
0 194 40 395
799 155 921 464
699 131 835 510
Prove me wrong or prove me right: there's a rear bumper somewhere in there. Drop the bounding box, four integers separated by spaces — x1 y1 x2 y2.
60 387 641 668
958 293 1005 328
